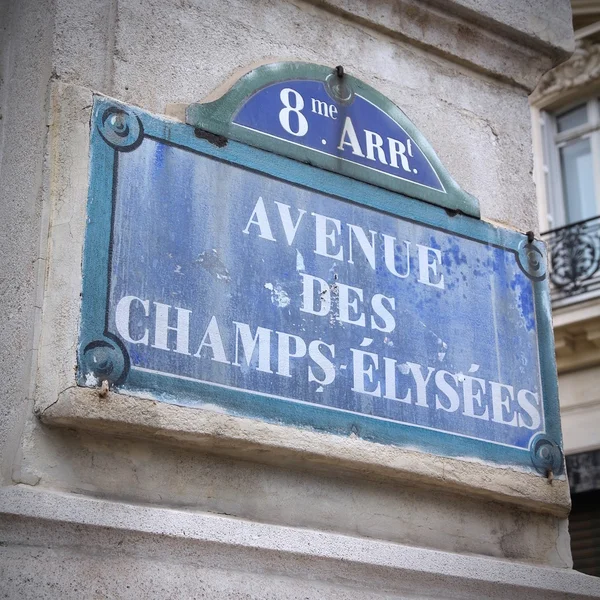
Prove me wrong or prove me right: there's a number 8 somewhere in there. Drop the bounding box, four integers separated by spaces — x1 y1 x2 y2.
279 88 309 137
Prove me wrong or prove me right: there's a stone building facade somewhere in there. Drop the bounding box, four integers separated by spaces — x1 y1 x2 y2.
531 0 600 578
1 0 600 597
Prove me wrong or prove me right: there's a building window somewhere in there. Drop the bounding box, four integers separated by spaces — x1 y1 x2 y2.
566 450 600 578
543 98 600 229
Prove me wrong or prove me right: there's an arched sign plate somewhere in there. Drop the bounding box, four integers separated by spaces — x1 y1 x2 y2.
186 62 479 217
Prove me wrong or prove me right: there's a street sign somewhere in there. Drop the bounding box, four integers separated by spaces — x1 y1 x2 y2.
79 63 562 474
186 62 479 217
233 79 445 192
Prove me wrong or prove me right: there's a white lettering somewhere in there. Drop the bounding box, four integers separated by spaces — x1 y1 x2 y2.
490 382 518 427
313 213 343 260
308 340 336 386
311 98 329 117
194 315 230 364
364 129 388 164
115 295 149 345
407 362 435 407
462 374 489 421
517 389 542 430
233 322 272 373
382 235 411 279
274 201 306 246
300 273 331 317
383 357 411 402
338 283 365 327
152 302 191 355
337 116 365 157
276 332 307 377
417 244 444 289
434 370 460 412
370 294 396 333
388 138 410 171
242 196 276 241
348 224 377 270
279 88 308 136
351 348 381 396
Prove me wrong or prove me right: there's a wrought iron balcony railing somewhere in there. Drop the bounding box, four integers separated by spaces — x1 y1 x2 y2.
542 215 600 304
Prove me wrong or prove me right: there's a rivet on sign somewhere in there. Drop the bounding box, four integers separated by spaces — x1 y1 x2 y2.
546 469 554 483
526 230 535 244
98 379 109 398
335 65 344 78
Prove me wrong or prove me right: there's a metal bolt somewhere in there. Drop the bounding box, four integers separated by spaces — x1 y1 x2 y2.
98 379 109 398
335 65 344 78
110 112 126 131
526 230 535 244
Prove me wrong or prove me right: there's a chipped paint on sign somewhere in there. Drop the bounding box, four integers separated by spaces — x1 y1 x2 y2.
79 96 563 473
106 138 541 450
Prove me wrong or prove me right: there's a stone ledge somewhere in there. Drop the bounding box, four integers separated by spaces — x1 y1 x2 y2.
38 386 570 517
305 0 574 91
554 313 600 373
1 485 599 599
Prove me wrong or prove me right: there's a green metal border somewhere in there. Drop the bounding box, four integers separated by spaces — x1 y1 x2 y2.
186 62 480 218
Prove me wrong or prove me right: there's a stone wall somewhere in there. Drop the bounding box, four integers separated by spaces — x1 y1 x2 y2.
2 0 600 597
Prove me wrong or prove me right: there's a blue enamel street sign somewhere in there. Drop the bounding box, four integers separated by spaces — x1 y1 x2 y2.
79 63 563 474
186 62 479 218
233 80 444 193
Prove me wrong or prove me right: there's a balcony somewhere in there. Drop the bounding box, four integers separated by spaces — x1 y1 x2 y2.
542 215 600 306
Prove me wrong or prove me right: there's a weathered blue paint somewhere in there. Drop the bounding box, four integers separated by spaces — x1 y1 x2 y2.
79 97 563 474
186 62 480 218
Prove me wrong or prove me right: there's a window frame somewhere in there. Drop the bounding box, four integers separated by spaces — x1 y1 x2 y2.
542 97 600 229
